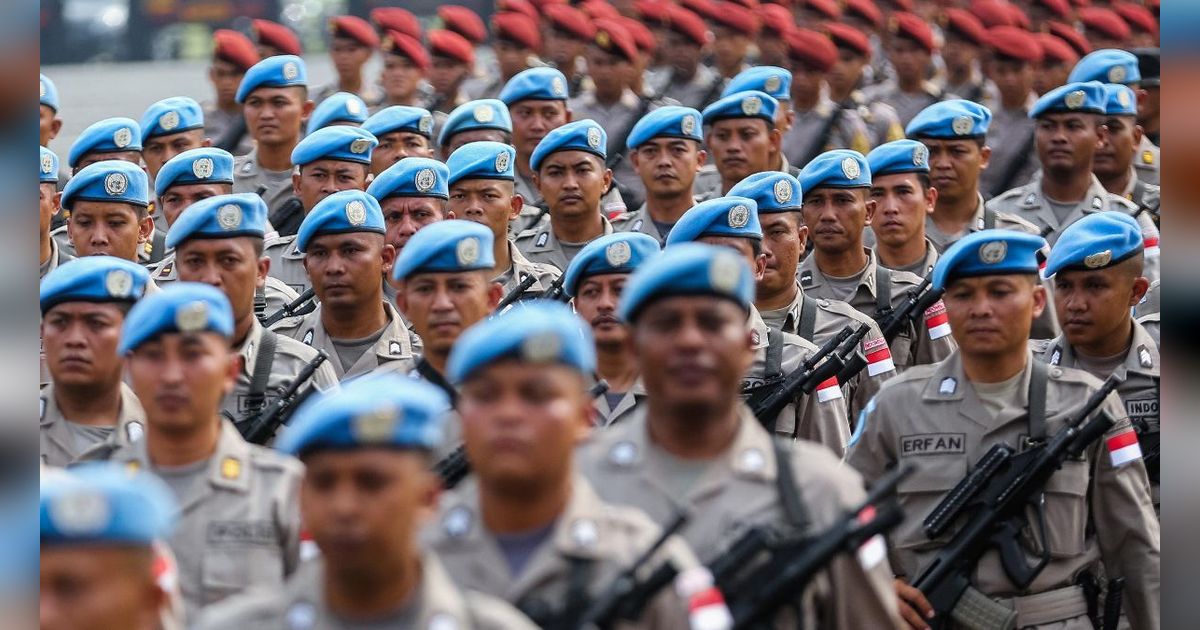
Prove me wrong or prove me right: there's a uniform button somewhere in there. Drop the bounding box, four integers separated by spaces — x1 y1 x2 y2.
442 505 473 538
285 601 316 630
428 613 459 630
817 299 830 307
738 447 766 473
609 441 637 467
570 518 599 548
1050 368 1063 379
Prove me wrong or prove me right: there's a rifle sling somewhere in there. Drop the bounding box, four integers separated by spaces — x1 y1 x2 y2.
772 439 811 532
416 358 458 407
765 326 784 380
983 206 997 231
1027 359 1048 443
874 264 892 316
797 293 818 342
244 328 278 417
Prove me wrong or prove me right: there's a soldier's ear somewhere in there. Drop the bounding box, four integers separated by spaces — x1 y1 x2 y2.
50 117 63 140
695 149 708 171
1130 276 1151 307
510 193 524 221
863 195 877 225
291 172 302 197
53 191 62 215
486 281 504 310
202 137 213 148
256 256 270 289
979 145 992 170
1031 282 1047 320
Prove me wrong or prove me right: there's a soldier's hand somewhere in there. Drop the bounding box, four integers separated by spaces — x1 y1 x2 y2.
895 577 934 630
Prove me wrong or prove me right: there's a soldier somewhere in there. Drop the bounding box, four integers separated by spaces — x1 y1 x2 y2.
437 98 511 160
1094 83 1160 220
1132 48 1159 146
577 243 902 627
196 374 537 629
250 19 303 59
465 11 543 101
1069 49 1160 186
376 30 432 111
40 147 72 278
439 5 489 49
306 92 368 134
867 140 939 277
936 9 989 104
784 28 873 168
40 257 149 466
40 73 62 149
1079 7 1132 51
445 141 561 297
140 97 210 234
706 0 758 80
263 125 379 289
540 3 595 98
612 106 705 243
204 29 259 157
824 23 906 146
312 16 383 107
363 105 436 175
756 3 794 68
693 91 783 199
60 161 156 265
722 67 802 176
654 5 721 111
665 195 851 451
40 465 176 630
863 12 946 127
847 230 1159 630
978 26 1042 199
272 190 419 380
370 6 421 42
85 283 304 619
165 194 339 427
232 55 315 217
796 150 957 370
366 157 453 304
514 119 618 271
562 232 661 426
425 301 698 627
1033 33 1079 97
67 117 143 174
501 66 572 218
426 29 476 115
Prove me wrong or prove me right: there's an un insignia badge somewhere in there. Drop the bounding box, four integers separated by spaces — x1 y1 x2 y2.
1109 66 1127 84
415 168 437 193
41 152 54 175
160 111 180 132
456 237 480 265
346 200 368 225
1084 250 1112 268
217 204 243 230
952 116 973 136
681 114 697 136
175 301 209 332
105 269 134 298
1118 89 1131 109
104 172 128 196
419 114 433 134
1064 90 1086 110
346 99 362 116
551 76 566 97
522 331 561 362
741 96 762 116
473 104 494 123
50 491 110 535
840 156 861 180
587 126 603 149
773 179 792 204
192 157 214 179
913 144 927 167
113 127 133 148
728 204 750 228
495 149 510 173
596 30 611 48
709 251 741 292
353 407 398 443
978 240 1007 264
283 62 300 81
605 240 632 266
40 79 46 99
764 75 781 93
350 138 372 154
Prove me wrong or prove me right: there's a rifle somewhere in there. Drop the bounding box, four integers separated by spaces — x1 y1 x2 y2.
495 273 539 312
540 273 570 302
746 324 863 427
827 276 947 386
261 287 317 328
235 352 329 444
715 464 912 629
910 374 1122 629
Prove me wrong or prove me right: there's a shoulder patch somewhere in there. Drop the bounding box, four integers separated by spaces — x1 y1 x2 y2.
535 232 549 248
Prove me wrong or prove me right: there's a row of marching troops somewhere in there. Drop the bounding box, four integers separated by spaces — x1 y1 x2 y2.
38 1 1161 629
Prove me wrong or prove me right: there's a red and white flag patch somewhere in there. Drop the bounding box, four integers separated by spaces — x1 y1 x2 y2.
924 300 952 340
1106 428 1142 467
863 337 895 377
1143 230 1160 256
816 376 843 402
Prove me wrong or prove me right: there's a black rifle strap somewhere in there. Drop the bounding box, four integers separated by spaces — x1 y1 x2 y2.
802 104 845 167
244 328 278 416
766 326 785 379
563 557 595 629
771 439 811 531
982 206 997 230
797 293 818 342
1027 359 1048 442
993 128 1036 197
416 358 458 407
874 264 892 316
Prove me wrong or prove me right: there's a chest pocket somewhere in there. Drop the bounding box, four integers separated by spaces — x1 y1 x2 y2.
201 522 286 605
1024 459 1090 559
894 458 967 551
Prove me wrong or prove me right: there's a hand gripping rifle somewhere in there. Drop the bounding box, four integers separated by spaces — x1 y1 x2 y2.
236 351 329 444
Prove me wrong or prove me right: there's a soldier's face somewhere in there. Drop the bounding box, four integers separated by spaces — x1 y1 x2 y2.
801 187 874 255
243 87 310 146
42 302 126 388
886 38 929 82
209 60 245 106
380 197 448 253
448 179 521 237
429 57 470 95
706 119 778 183
534 151 612 220
158 182 231 227
142 130 207 179
304 232 395 307
442 129 510 160
41 546 162 630
989 58 1034 104
397 271 500 359
1094 115 1141 179
664 33 703 74
757 212 809 300
759 33 788 67
300 449 438 573
1054 264 1149 352
176 238 268 327
40 104 62 147
790 64 824 101
943 275 1045 356
371 131 434 176
573 273 630 349
869 173 935 249
126 332 237 431
381 54 424 101
828 49 867 96
330 38 372 77
585 48 631 96
510 100 569 160
633 296 754 414
631 138 706 198
941 36 978 74
459 361 592 488
294 160 369 211
923 138 989 201
1035 113 1106 176
40 182 59 235
66 202 153 262
544 28 583 69
1035 61 1071 96
493 39 531 78
711 26 750 69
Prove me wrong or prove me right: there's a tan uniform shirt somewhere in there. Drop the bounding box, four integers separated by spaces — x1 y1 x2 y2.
925 195 1042 254
219 319 340 427
422 476 697 629
234 148 295 216
202 101 254 156
610 197 700 245
273 301 420 381
39 237 74 279
262 233 308 294
39 382 144 467
513 214 616 272
194 553 538 630
846 352 1159 629
782 94 873 166
1134 135 1159 186
874 238 940 278
576 405 903 629
593 379 647 428
497 241 562 297
150 252 301 315
51 223 168 268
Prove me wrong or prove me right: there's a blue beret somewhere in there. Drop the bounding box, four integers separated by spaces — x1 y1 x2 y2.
1069 49 1141 85
530 119 607 172
798 149 871 191
1030 81 1107 118
140 97 204 139
236 55 307 103
867 139 930 177
40 73 59 112
364 105 435 140
392 219 495 280
154 147 235 197
308 92 369 132
665 196 762 246
447 300 595 383
722 66 792 101
438 99 512 146
1044 211 1143 277
296 190 386 252
625 106 703 150
41 464 177 546
292 125 378 166
499 67 570 104
40 256 150 315
119 282 234 354
276 373 449 455
447 141 515 186
166 193 269 249
905 99 992 139
68 118 142 168
61 160 150 211
1102 83 1138 117
367 157 450 200
931 230 1047 291
618 242 755 321
702 90 778 126
40 147 59 184
727 171 801 213
562 232 661 298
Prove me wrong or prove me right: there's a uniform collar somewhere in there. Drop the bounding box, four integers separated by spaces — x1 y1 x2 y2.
1042 320 1159 378
748 306 771 350
309 300 415 363
237 318 265 376
121 419 253 497
921 350 1036 432
798 247 880 298
151 252 178 281
1022 172 1111 225
280 234 304 260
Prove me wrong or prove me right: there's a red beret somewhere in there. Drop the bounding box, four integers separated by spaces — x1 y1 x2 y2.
887 12 935 53
1030 0 1072 20
939 9 987 47
665 5 710 46
635 0 673 26
428 29 476 65
371 8 421 40
1006 4 1031 29
438 6 487 45
492 12 542 51
727 0 763 9
1046 21 1092 56
1113 2 1158 36
844 0 883 29
620 17 658 53
824 22 873 57
1035 33 1079 65
497 0 540 22
709 1 762 35
679 0 719 20
1079 7 1131 42
758 3 796 36
381 30 431 70
529 0 568 9
798 0 842 20
1146 0 1159 18
881 0 914 12
787 27 838 71
590 18 639 62
580 0 622 21
212 29 259 73
987 25 1043 63
968 0 1015 28
251 19 302 56
542 4 597 40
329 15 380 48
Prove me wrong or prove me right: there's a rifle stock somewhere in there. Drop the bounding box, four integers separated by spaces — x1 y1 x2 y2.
238 352 329 444
747 324 864 426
